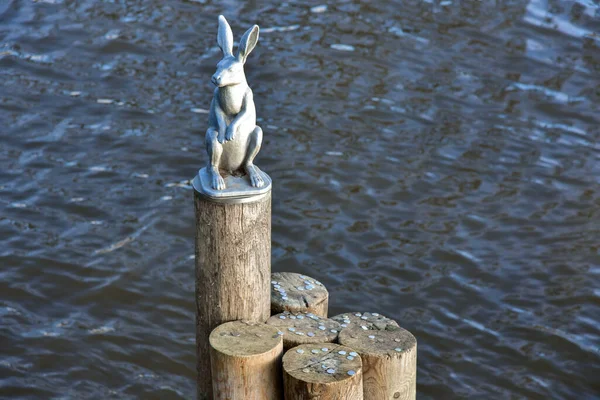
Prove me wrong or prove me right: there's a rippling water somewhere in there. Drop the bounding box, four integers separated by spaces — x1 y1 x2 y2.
1 0 599 398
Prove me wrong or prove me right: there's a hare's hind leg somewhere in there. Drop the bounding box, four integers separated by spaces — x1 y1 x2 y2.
206 127 226 190
244 126 264 188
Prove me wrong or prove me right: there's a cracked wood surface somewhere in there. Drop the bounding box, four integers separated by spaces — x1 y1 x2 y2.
338 324 417 400
271 272 329 317
266 311 340 350
194 191 271 400
283 343 363 400
209 321 283 400
331 311 399 331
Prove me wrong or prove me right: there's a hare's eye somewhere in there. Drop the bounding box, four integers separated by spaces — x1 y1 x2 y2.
228 67 234 72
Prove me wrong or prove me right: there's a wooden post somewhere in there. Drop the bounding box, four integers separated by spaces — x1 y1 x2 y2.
266 311 341 350
283 343 363 399
338 324 417 400
209 320 283 399
331 311 399 330
271 272 329 317
194 188 272 399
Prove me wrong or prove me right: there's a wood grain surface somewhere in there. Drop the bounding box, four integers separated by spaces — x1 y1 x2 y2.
338 324 417 400
210 321 283 400
267 311 340 350
283 343 363 400
331 311 399 331
271 272 329 317
194 191 271 399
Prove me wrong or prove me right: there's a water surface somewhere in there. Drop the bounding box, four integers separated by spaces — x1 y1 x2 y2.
1 0 599 398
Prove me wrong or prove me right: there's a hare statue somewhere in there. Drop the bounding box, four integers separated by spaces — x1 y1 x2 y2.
205 15 264 190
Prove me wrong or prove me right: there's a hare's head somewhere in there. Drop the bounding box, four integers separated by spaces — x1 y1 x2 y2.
211 15 259 88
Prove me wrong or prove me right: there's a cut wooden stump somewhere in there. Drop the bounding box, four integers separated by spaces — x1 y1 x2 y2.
266 311 341 350
209 320 283 400
194 191 272 399
271 272 329 317
338 323 417 400
283 343 363 400
331 311 399 331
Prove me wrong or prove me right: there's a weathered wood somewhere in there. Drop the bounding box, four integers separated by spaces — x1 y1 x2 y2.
266 311 341 350
338 323 417 400
271 272 329 317
195 191 271 400
283 343 363 400
331 311 399 331
210 320 283 399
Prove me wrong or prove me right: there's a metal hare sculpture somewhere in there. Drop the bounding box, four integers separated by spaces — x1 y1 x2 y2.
195 15 272 202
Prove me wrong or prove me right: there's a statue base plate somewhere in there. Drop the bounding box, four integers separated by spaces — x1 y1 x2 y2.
193 167 272 204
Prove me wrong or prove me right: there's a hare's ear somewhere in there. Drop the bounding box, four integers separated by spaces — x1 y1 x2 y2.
237 25 259 63
217 15 234 57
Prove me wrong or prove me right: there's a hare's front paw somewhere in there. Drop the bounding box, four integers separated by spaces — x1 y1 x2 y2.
225 125 237 141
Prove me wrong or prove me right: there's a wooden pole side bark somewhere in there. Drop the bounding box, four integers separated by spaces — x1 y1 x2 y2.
210 321 283 400
271 272 329 317
283 343 363 400
338 324 417 400
195 191 271 399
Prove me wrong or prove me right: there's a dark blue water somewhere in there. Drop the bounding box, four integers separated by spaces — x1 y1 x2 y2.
1 0 599 398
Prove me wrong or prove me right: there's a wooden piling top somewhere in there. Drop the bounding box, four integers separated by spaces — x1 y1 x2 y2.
337 324 416 358
283 343 362 384
209 320 283 357
338 323 417 400
271 272 329 317
331 311 399 331
266 311 340 349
